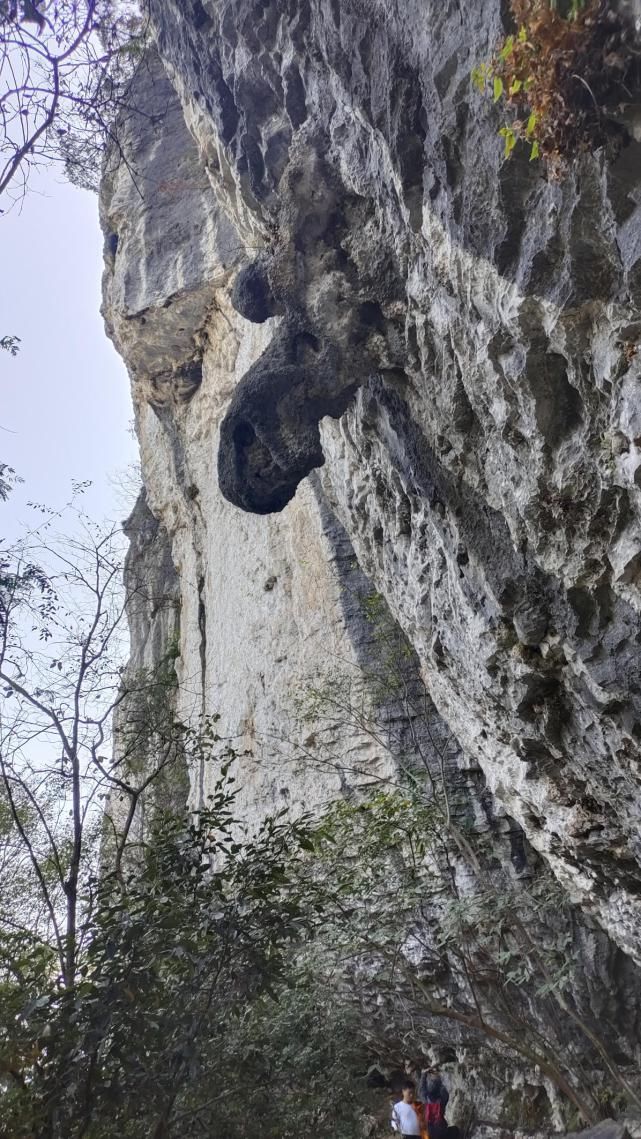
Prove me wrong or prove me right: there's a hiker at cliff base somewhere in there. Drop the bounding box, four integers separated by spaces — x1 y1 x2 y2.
418 1071 449 1138
391 1080 423 1137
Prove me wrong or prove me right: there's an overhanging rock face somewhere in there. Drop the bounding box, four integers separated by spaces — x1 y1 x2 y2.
145 0 641 967
102 0 641 1122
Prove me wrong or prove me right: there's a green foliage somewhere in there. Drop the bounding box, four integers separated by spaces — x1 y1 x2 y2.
190 966 374 1139
0 761 631 1134
471 0 632 168
0 781 336 1138
0 492 381 1138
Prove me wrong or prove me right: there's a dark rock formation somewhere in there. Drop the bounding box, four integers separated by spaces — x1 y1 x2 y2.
218 322 360 512
230 257 280 324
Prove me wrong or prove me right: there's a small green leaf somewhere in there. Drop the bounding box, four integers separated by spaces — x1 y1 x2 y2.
526 111 537 138
499 126 516 158
499 35 514 61
509 78 522 96
518 25 527 43
530 140 540 161
493 76 504 102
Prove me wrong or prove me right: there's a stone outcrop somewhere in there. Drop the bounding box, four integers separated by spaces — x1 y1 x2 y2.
101 0 641 1128
101 50 400 826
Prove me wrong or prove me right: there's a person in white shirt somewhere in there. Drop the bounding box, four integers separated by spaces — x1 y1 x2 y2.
391 1080 422 1137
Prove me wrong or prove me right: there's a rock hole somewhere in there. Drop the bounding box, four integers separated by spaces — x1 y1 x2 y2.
529 352 584 448
293 331 320 363
567 586 596 639
358 301 385 330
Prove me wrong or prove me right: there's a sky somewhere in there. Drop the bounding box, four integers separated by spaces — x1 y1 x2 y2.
1 166 137 541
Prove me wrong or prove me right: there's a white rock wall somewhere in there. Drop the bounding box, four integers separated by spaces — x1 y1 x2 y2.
101 54 396 826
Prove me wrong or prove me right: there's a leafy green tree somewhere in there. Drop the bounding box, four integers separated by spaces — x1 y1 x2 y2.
0 785 309 1136
0 483 194 1072
5 509 639 1138
0 491 377 1138
0 500 180 991
0 769 379 1138
216 961 376 1139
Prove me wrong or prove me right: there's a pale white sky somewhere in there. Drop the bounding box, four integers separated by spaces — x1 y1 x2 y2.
1 167 137 539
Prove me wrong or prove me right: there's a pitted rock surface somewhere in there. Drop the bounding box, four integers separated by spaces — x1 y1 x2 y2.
101 0 641 1121
141 0 641 969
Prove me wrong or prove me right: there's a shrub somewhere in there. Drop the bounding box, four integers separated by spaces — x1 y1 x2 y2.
472 0 636 168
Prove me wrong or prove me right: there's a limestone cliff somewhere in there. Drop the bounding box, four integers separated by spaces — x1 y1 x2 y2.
101 1 641 1130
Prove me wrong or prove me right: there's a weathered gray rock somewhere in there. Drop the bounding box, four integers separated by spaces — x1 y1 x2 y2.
101 0 641 1127
122 489 180 675
100 49 239 398
107 488 188 844
474 1121 630 1139
142 0 641 969
566 1122 630 1139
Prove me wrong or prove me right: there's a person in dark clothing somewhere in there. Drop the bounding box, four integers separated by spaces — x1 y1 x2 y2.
418 1072 449 1113
427 1123 448 1139
418 1072 449 1138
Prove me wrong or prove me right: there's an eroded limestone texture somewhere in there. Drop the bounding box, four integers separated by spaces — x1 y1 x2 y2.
140 0 641 969
102 0 641 1125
